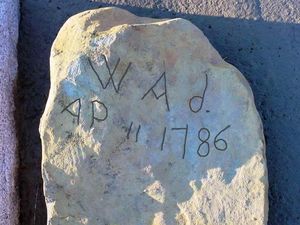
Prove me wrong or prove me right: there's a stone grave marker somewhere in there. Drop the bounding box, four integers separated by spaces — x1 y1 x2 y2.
40 7 268 225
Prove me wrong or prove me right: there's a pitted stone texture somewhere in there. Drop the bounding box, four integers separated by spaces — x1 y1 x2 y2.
40 7 268 225
0 1 19 225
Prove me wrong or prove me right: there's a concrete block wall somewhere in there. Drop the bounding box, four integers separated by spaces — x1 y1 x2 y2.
0 1 19 225
14 0 300 225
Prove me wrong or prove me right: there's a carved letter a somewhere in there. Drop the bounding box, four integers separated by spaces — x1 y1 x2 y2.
141 72 170 112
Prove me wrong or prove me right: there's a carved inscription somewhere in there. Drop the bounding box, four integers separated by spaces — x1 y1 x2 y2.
88 54 132 93
141 72 170 112
90 100 108 128
189 72 208 113
172 125 188 159
126 122 141 142
62 54 232 159
61 98 81 125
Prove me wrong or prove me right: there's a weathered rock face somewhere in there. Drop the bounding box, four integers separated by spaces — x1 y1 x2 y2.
40 7 268 225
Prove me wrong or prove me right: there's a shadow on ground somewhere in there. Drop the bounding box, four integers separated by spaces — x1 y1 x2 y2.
16 1 300 225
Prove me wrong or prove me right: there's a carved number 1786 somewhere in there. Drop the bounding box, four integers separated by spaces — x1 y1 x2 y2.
169 125 231 159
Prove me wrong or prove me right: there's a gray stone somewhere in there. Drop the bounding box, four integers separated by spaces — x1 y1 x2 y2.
40 7 268 225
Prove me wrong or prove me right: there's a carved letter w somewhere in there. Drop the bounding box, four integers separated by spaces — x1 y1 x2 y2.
88 54 132 93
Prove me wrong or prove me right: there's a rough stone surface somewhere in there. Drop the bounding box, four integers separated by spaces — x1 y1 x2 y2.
18 1 300 225
0 1 19 225
40 7 267 225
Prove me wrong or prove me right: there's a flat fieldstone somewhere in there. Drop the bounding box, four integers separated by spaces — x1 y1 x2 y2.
40 7 268 225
